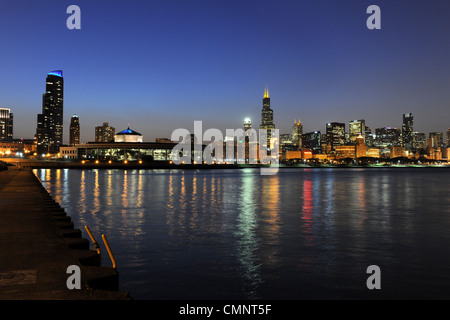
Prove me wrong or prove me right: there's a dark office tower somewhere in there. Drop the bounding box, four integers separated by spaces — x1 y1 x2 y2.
69 115 80 146
36 70 64 154
95 122 115 142
302 131 321 153
349 119 366 144
412 132 426 150
375 127 402 147
259 87 275 148
447 128 450 147
326 122 345 151
402 113 413 150
365 126 372 145
0 108 13 140
291 119 303 148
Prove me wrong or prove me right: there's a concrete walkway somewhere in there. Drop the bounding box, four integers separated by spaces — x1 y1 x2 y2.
0 166 130 299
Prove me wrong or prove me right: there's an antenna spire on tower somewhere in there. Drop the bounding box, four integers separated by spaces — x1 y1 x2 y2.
264 86 270 99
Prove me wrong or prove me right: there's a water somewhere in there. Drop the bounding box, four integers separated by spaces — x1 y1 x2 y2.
34 167 450 299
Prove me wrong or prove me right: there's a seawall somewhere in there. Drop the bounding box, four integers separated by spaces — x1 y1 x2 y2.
0 166 130 299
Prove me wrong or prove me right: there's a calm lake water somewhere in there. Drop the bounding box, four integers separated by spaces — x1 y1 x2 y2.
34 167 450 299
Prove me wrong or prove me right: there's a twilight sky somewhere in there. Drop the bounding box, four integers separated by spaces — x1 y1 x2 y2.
0 0 449 144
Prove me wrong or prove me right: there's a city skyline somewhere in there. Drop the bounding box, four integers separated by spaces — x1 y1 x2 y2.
1 0 449 143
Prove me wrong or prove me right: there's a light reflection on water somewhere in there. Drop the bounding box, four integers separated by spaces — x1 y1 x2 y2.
34 168 450 299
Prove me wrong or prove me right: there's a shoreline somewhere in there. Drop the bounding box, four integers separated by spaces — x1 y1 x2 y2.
1 158 449 170
0 167 130 299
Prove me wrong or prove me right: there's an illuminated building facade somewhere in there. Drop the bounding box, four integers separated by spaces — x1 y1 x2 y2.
326 122 345 151
0 139 36 156
0 108 13 140
60 146 78 159
391 146 406 158
36 70 64 154
402 113 414 150
355 134 367 158
114 127 143 143
349 119 365 144
243 118 252 132
428 132 444 148
259 87 275 148
335 145 356 159
69 115 80 146
412 132 426 150
75 141 201 162
374 127 401 148
95 122 115 142
291 119 303 148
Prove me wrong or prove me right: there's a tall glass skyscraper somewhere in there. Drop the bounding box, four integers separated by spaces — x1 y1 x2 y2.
326 122 345 150
69 114 80 146
259 87 275 148
36 70 64 154
0 108 13 140
402 113 413 150
291 119 303 148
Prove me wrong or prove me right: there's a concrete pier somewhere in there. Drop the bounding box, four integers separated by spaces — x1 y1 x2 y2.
0 166 130 299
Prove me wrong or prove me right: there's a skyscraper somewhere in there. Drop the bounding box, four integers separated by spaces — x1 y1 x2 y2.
291 119 303 149
259 87 275 148
243 117 256 141
243 118 252 132
412 132 426 150
326 122 345 151
349 119 366 144
429 132 444 148
69 115 80 146
36 70 64 153
302 131 321 153
447 128 450 147
402 113 413 150
0 108 13 140
374 127 402 148
95 122 115 142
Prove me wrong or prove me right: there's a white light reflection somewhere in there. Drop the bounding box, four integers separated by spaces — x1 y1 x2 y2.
236 169 262 299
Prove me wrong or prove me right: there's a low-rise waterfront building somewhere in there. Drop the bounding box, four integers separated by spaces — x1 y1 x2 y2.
0 139 36 157
60 146 78 159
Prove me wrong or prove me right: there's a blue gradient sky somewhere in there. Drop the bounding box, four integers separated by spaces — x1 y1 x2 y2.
1 0 449 143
